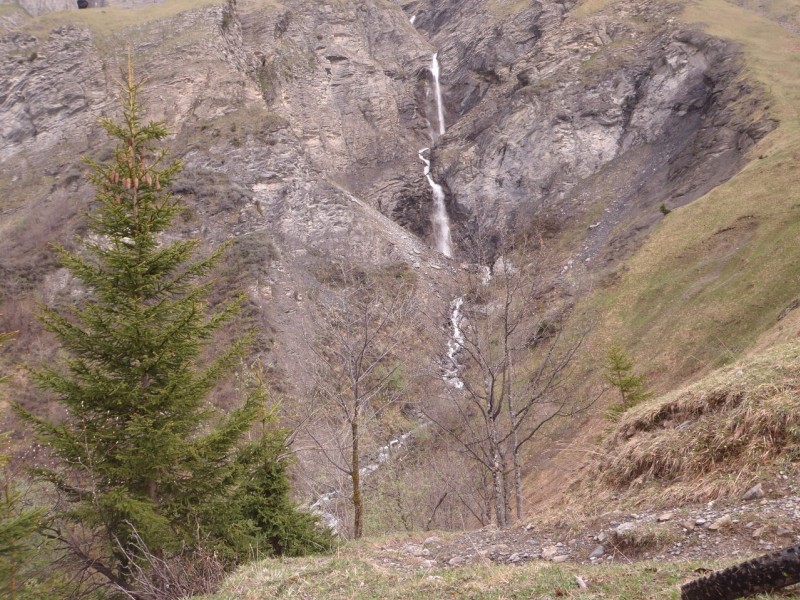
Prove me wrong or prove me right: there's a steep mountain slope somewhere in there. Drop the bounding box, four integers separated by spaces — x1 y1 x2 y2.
0 0 794 535
522 0 800 512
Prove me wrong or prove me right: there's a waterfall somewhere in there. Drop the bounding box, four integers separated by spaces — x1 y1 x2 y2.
410 15 416 25
419 148 453 258
431 53 446 138
419 147 431 175
418 53 455 258
427 175 454 257
444 297 465 389
309 431 417 533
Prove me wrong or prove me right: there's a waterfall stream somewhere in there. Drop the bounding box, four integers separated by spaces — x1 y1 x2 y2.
419 148 453 258
421 53 454 258
309 431 416 533
444 297 465 389
310 48 463 535
431 53 446 138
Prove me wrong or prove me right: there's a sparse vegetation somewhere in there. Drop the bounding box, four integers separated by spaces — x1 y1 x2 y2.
20 0 229 39
427 240 592 526
581 0 800 395
304 262 417 539
610 522 681 553
0 329 47 600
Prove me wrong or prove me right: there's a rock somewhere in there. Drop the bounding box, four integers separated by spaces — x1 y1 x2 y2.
448 555 467 567
680 520 696 531
657 512 674 522
589 545 605 559
776 527 793 537
552 555 570 563
708 515 732 531
614 522 636 536
489 543 510 556
508 552 524 563
742 483 765 501
403 544 429 557
696 518 707 526
541 545 560 560
423 536 443 547
596 531 607 543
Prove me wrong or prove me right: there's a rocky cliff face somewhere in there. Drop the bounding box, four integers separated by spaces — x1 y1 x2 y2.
406 0 772 267
0 0 770 262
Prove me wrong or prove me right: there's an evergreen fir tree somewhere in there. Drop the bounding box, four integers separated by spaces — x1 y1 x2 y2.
0 437 47 600
605 345 651 417
15 63 261 592
234 413 333 558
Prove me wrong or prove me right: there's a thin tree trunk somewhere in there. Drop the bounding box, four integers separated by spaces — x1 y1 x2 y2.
351 417 363 539
487 416 506 527
502 310 524 522
508 382 524 520
512 428 523 521
503 460 512 522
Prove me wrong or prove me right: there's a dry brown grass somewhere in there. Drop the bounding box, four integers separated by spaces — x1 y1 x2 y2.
595 341 800 503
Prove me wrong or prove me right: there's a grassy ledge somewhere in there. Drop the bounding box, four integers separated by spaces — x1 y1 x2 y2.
199 553 797 599
17 0 227 38
595 340 800 505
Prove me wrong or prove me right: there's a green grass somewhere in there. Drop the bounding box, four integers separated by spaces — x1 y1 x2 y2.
201 553 799 599
513 0 800 510
487 0 531 17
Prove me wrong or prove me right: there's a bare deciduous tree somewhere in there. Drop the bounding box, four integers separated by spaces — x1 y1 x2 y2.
427 239 597 526
304 263 416 539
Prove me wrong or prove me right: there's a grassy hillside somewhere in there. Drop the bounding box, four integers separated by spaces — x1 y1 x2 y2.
589 0 800 389
519 0 800 512
17 0 225 37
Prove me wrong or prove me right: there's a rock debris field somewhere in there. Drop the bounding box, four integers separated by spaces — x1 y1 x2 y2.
363 482 800 573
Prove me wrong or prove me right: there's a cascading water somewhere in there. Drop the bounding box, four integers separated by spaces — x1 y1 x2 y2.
444 297 465 388
311 37 461 537
420 53 455 258
428 177 453 258
419 148 453 258
309 431 417 533
431 53 446 138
